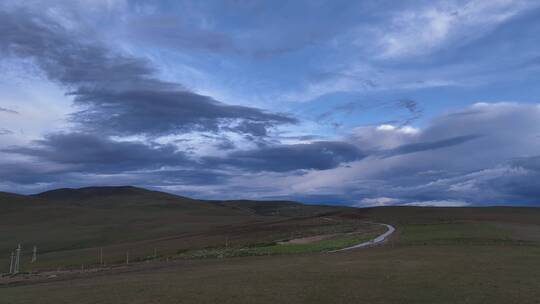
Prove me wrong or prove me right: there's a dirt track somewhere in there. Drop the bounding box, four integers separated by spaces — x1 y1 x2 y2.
330 223 395 252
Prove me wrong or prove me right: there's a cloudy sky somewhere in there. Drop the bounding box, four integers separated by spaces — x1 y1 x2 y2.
1 0 540 207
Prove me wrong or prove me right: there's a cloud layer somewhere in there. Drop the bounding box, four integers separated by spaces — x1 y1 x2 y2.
0 9 295 138
0 1 539 207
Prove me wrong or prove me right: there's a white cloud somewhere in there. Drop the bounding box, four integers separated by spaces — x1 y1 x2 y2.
357 197 401 207
376 124 396 131
376 0 540 59
352 124 420 150
376 124 420 135
254 102 540 205
404 200 469 207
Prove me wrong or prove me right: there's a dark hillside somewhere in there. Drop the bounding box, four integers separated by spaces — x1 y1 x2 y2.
0 192 43 212
0 187 265 259
1 186 345 270
33 186 216 209
345 206 540 225
214 199 343 217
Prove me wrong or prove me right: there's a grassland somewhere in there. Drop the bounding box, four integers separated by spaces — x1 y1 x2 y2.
0 213 374 271
176 230 383 258
1 188 540 303
3 214 540 304
0 187 352 271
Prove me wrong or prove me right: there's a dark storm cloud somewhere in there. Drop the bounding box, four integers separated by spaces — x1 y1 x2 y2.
478 169 540 203
512 155 540 172
0 107 18 114
141 169 229 186
3 133 188 173
205 141 365 172
0 9 295 137
382 134 482 158
71 89 295 136
1 131 231 188
0 163 228 192
0 162 66 184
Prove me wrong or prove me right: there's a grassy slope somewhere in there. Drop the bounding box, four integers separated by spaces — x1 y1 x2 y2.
0 187 255 269
1 187 256 251
213 199 342 217
3 206 540 304
0 187 348 270
5 245 539 304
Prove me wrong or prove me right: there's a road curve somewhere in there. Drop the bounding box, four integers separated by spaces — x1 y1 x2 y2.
330 223 396 252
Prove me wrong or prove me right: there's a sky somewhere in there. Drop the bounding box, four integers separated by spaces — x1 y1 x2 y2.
1 0 540 207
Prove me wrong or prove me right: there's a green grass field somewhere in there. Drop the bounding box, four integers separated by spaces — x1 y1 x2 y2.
177 230 382 258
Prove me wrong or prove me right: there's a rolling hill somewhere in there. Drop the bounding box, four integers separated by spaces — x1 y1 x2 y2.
0 186 346 270
0 187 270 252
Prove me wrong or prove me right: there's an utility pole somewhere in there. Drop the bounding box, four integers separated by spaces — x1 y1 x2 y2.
14 244 21 274
126 250 129 265
225 236 229 249
31 246 37 263
99 248 103 266
9 251 14 274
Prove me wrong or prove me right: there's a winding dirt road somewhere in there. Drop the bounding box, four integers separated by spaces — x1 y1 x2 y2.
330 223 396 252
